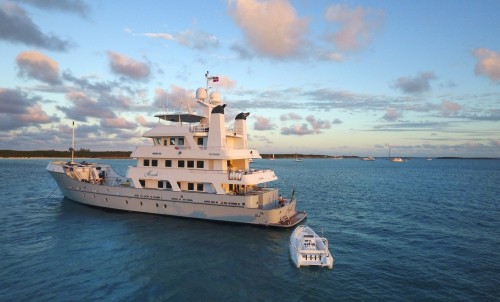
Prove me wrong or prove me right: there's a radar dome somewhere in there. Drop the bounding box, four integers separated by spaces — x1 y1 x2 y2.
196 88 207 101
210 91 221 105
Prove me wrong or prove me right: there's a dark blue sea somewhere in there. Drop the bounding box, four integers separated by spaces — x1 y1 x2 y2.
0 158 499 301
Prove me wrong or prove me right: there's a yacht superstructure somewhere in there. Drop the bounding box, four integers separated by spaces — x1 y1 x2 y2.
47 73 307 227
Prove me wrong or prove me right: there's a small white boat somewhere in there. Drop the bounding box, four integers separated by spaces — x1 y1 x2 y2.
289 225 334 269
390 157 404 163
361 156 375 161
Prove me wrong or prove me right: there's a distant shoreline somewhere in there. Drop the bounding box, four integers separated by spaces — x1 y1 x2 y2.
0 150 497 160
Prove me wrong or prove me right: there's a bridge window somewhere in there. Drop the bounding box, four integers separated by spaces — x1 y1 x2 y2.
139 179 145 187
178 160 185 168
152 160 158 167
144 159 150 166
188 183 194 191
187 160 194 168
165 160 172 167
197 137 204 145
197 183 204 191
197 161 204 168
178 137 184 145
158 181 163 188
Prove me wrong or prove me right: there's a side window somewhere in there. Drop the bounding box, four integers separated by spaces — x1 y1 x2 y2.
139 179 145 187
197 183 203 191
197 137 204 145
188 183 194 191
178 160 185 168
158 181 163 188
169 137 175 145
187 160 194 168
196 161 204 169
152 160 158 167
166 181 172 189
165 160 172 167
178 137 184 145
144 159 150 166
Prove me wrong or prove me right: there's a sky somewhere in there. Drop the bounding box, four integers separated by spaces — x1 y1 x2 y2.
1 0 499 157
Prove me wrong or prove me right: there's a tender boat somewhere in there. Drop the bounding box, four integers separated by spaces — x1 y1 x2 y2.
47 73 307 228
289 225 334 268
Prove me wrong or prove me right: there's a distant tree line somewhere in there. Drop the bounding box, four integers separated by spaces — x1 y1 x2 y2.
0 149 132 158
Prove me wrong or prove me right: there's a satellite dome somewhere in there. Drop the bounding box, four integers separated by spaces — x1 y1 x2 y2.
210 91 221 105
196 88 207 101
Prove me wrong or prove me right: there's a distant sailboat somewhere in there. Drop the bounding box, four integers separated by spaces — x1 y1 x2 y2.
294 154 302 162
389 147 404 163
269 154 275 160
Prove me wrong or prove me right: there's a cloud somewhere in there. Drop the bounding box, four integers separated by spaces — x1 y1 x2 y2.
0 2 70 51
324 4 384 51
383 108 402 121
253 115 276 130
139 27 219 50
0 88 35 114
333 118 343 124
107 51 150 80
227 0 309 59
280 112 302 121
392 72 436 94
16 51 61 85
153 86 197 112
100 117 136 129
136 115 156 128
281 124 314 135
13 0 90 17
0 88 57 130
56 91 116 122
440 100 461 116
473 48 500 82
305 115 331 133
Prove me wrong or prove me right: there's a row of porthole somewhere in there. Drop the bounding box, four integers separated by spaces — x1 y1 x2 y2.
83 193 169 209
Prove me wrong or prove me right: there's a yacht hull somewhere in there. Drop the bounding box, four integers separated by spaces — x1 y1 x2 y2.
48 168 306 227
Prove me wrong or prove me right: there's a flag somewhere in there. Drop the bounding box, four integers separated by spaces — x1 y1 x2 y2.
211 76 219 82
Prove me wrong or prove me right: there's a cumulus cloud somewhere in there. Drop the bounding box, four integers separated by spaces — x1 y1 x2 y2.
153 86 197 112
136 115 156 128
333 118 343 124
440 100 461 116
107 51 150 80
0 88 35 114
280 112 302 121
100 117 136 129
16 50 61 85
0 2 70 51
0 88 57 130
473 48 500 82
305 115 331 133
56 91 116 122
383 108 402 121
392 72 436 94
324 4 384 51
143 29 219 50
253 116 276 130
14 0 90 17
227 0 309 59
281 124 313 135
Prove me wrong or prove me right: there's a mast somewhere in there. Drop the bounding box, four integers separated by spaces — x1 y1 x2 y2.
71 121 75 164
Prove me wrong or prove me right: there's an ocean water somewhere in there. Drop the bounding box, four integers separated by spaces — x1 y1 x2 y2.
0 158 499 301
